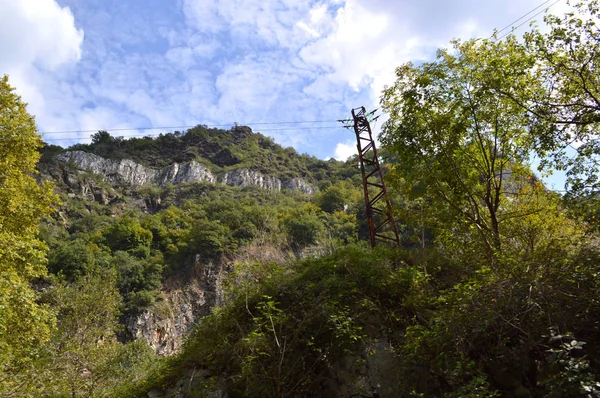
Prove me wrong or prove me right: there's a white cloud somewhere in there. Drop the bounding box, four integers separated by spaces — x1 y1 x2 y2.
0 0 83 72
0 0 83 131
334 141 355 160
213 53 312 121
166 47 195 69
78 106 130 133
299 0 560 108
182 0 223 33
182 0 319 49
191 38 221 59
4 0 575 161
296 21 320 38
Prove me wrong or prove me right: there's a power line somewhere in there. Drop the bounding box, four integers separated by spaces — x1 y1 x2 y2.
490 0 553 39
42 125 345 142
40 120 344 135
43 125 200 134
494 0 562 41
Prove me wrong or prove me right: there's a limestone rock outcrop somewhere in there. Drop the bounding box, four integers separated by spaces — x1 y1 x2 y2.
283 177 318 194
124 262 223 356
55 150 316 193
55 151 215 187
219 168 281 190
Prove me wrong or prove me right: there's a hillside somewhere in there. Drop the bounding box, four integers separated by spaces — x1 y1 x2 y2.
41 125 357 183
33 125 368 361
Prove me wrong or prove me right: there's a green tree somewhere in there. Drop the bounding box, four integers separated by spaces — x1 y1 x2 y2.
90 130 114 145
47 268 122 397
111 250 163 312
518 1 600 196
323 210 358 247
187 218 232 260
491 1 600 231
378 26 600 395
381 38 537 258
316 184 347 213
103 216 153 258
0 75 57 395
279 203 326 248
47 239 98 280
316 181 358 214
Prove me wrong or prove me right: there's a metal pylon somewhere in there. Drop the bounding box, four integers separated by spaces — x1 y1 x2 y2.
351 107 401 248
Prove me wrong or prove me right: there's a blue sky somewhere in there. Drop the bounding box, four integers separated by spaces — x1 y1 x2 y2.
0 0 570 172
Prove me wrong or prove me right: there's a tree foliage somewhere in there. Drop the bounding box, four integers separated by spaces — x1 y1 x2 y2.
381 38 537 257
521 0 600 198
375 4 600 395
0 75 57 395
45 268 122 397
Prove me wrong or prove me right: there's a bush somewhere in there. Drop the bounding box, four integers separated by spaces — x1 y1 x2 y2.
104 216 153 257
111 251 163 312
186 218 232 260
279 204 326 248
47 239 97 280
144 246 425 397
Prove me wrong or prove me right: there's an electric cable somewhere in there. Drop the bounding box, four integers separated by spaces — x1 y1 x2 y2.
40 120 345 135
42 125 346 142
494 0 562 41
490 0 553 39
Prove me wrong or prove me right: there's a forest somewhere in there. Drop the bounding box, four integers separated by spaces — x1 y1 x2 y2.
2 1 600 397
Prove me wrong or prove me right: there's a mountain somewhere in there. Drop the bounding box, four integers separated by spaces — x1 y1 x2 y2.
43 125 356 181
36 125 365 358
9 10 600 393
33 126 420 398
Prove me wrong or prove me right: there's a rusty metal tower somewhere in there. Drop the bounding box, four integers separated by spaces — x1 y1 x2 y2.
347 107 401 248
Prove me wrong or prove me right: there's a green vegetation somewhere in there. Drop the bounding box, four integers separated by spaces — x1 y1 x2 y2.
131 246 422 398
121 238 600 397
0 75 57 394
39 180 363 316
4 2 600 396
53 125 357 183
2 73 364 396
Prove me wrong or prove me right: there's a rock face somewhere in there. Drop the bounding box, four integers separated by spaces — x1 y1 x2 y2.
219 168 281 190
283 177 318 194
55 150 315 193
124 262 223 356
157 162 216 185
55 151 215 187
48 151 317 355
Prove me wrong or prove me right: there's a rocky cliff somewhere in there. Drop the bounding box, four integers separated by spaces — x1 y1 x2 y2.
125 241 296 356
124 261 224 356
219 168 281 191
55 150 316 193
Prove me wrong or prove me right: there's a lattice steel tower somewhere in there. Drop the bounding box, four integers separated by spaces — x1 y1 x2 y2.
350 106 401 248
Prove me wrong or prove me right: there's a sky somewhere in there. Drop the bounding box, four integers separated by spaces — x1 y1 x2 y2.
0 0 571 169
